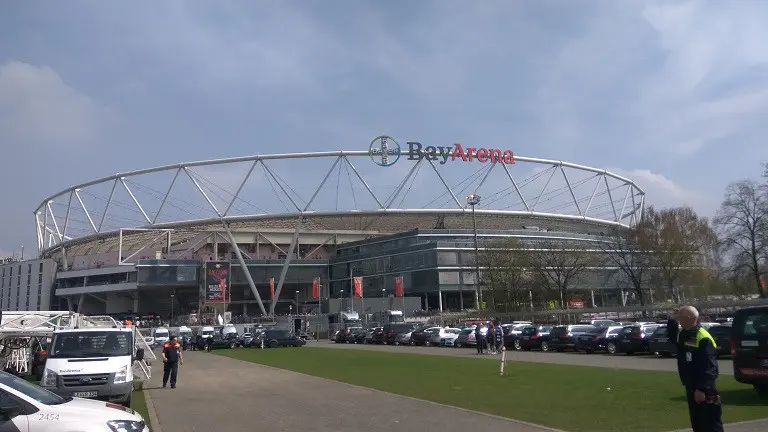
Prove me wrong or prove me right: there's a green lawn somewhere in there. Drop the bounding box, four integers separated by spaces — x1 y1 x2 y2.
218 347 767 432
130 390 150 427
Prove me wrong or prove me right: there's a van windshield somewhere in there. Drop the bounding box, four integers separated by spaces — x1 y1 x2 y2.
49 331 132 358
389 315 405 323
736 312 768 338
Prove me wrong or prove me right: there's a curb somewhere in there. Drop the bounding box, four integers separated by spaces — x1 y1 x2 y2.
218 351 566 432
143 389 164 432
665 417 768 432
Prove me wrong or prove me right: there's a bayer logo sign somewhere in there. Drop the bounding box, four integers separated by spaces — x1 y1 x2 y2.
369 136 401 167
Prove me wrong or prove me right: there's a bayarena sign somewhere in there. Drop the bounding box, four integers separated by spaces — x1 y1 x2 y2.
369 135 515 167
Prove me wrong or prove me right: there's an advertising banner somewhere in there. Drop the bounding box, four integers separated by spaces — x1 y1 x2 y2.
394 275 404 297
312 277 321 299
269 277 275 301
353 276 364 297
204 261 230 303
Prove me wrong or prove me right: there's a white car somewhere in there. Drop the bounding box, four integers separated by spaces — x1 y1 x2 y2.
429 328 462 346
394 331 413 345
0 370 149 431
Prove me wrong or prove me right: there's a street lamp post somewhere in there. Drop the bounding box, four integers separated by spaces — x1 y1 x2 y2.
381 289 386 318
466 194 482 310
170 293 175 325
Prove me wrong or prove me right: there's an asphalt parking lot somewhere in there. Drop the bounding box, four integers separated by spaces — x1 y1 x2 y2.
144 350 560 432
315 340 736 375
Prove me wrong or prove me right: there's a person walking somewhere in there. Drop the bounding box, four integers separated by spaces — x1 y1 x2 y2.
161 335 183 389
475 325 485 355
668 306 723 432
494 321 504 353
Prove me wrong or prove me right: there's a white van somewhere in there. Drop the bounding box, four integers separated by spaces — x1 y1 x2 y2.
178 326 193 339
153 327 170 344
40 327 139 407
0 370 149 431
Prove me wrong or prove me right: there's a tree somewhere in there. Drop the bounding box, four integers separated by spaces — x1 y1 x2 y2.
476 238 531 312
640 206 719 302
713 180 768 298
525 240 594 309
598 225 654 306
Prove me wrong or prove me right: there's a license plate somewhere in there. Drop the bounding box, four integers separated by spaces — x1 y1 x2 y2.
580 336 590 341
73 391 98 398
523 336 529 340
657 337 668 343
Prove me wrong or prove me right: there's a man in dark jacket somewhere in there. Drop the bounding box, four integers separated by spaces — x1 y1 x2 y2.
475 325 485 354
494 321 504 353
161 335 184 389
668 306 723 432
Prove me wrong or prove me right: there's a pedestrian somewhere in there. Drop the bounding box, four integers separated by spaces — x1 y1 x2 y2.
161 335 183 389
487 322 496 354
494 321 503 353
206 334 214 352
668 306 723 432
475 325 485 355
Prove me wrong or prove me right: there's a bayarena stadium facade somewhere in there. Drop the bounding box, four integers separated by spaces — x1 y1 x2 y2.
23 136 645 321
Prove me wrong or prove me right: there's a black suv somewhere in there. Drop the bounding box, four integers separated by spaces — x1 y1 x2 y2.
731 306 768 398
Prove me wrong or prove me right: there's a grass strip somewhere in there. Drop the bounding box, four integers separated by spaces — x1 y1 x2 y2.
130 390 150 428
218 347 767 432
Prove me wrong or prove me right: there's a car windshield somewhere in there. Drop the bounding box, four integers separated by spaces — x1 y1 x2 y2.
49 331 132 358
584 327 604 335
653 327 668 336
739 312 768 337
0 371 68 405
459 329 473 335
521 327 537 335
708 326 731 336
550 327 567 335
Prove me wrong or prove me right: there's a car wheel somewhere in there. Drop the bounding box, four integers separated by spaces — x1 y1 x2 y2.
230 343 237 349
606 342 616 354
455 342 462 348
585 349 593 354
540 342 549 352
754 385 768 399
513 340 521 350
268 340 279 348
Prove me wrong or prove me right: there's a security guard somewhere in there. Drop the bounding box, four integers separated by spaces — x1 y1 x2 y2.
161 335 183 389
668 306 723 432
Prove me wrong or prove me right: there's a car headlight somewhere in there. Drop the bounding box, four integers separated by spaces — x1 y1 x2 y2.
107 420 145 432
41 369 58 387
113 366 129 384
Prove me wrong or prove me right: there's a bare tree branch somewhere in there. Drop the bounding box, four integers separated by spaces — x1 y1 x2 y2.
525 240 594 309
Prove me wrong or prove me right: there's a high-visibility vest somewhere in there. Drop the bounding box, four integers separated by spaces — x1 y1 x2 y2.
678 327 717 349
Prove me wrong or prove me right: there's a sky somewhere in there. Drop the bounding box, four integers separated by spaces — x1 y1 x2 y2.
1 0 767 259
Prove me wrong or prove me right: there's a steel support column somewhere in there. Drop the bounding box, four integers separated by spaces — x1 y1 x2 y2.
270 217 303 316
224 223 267 316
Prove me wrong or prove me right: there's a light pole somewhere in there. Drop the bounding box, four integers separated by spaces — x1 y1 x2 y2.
170 293 175 325
381 289 386 318
295 290 300 313
466 194 482 310
339 289 344 312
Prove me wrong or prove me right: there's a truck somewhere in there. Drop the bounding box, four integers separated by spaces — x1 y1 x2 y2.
1 312 154 408
371 310 405 326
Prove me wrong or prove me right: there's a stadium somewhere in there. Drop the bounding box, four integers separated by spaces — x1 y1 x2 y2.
10 136 645 320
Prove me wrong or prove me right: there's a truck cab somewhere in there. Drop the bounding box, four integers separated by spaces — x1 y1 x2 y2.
153 327 170 345
40 327 138 407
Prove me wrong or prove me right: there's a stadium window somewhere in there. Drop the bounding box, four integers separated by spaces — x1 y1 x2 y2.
38 274 42 284
39 262 43 273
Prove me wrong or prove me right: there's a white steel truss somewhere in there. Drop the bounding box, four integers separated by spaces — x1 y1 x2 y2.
33 150 646 315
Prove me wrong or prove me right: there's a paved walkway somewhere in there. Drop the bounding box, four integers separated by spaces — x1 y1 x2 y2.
144 350 560 432
316 341 735 375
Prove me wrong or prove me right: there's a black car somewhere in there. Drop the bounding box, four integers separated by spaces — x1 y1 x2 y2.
334 325 366 344
516 325 552 351
202 333 241 350
731 306 768 398
383 323 419 345
707 324 733 357
546 325 596 352
260 330 305 348
410 326 440 346
615 324 659 355
575 327 612 354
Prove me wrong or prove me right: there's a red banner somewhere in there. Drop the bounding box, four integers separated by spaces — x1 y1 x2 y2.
312 277 321 299
269 277 275 301
353 276 363 297
394 276 404 297
760 275 766 290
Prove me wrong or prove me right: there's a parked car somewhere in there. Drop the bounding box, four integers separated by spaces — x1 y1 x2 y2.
615 324 660 355
502 323 531 348
430 328 461 346
546 325 596 352
365 327 384 344
649 325 676 357
261 329 305 348
574 326 613 354
334 325 367 344
708 323 733 357
454 328 477 348
731 306 768 398
516 325 552 351
384 323 420 345
411 326 442 346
